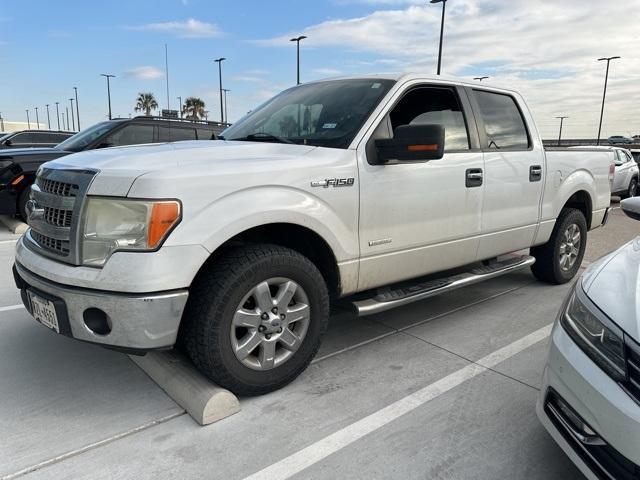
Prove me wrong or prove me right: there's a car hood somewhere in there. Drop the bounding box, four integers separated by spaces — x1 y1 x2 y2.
0 147 70 158
45 140 317 196
583 238 640 341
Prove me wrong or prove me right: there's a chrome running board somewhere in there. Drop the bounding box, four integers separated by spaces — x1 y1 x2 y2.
352 255 535 316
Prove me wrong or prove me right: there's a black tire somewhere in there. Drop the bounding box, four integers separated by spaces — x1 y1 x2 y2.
627 177 638 198
180 244 330 396
530 208 587 284
17 185 32 221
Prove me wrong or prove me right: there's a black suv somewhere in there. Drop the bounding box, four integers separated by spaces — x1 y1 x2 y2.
0 130 75 149
0 116 228 219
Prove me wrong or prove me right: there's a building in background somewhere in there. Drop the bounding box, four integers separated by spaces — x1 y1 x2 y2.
1 121 46 133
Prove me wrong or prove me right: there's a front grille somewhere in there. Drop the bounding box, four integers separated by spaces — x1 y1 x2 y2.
622 340 640 403
26 168 95 264
30 231 70 256
38 178 78 197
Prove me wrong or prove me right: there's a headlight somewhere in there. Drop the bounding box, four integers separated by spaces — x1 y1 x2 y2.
81 197 181 267
560 286 626 381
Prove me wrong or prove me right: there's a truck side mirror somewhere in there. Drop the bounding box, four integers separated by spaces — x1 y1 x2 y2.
621 197 640 221
374 124 445 163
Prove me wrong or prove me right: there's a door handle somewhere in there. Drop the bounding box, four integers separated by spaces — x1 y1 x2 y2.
530 165 542 182
466 168 483 188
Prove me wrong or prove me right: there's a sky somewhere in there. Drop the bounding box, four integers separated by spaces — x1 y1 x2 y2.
0 0 639 139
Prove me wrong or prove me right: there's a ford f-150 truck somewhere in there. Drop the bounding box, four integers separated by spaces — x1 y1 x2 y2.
13 74 614 395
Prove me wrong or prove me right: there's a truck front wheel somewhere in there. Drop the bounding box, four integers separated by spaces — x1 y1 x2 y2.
530 208 587 284
181 244 330 396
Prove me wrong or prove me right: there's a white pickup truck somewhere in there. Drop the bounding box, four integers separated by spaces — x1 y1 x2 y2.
14 74 614 395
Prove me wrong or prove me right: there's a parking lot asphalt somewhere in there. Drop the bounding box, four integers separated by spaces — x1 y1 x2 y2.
0 208 637 480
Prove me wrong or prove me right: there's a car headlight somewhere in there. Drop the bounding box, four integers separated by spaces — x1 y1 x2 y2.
560 286 626 382
81 197 181 267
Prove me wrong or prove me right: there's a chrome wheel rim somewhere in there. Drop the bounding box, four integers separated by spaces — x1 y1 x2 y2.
559 224 581 272
230 277 310 371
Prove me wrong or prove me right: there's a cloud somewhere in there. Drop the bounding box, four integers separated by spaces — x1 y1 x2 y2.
257 0 640 137
232 76 265 83
130 18 222 38
312 68 342 76
124 66 165 80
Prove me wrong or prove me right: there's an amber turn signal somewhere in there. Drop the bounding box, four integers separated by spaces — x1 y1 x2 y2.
148 201 181 248
407 144 439 152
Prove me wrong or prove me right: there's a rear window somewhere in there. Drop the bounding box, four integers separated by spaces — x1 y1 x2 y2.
474 90 530 150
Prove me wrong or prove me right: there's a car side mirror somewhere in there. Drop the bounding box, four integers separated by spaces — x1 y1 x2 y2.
4 139 11 147
374 124 445 164
621 197 640 221
96 142 113 149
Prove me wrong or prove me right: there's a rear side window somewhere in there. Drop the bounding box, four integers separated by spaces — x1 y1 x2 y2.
474 90 530 150
158 126 197 142
197 129 216 140
105 124 154 147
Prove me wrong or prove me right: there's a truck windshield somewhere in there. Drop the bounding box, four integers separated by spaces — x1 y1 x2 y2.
56 121 117 152
222 79 395 149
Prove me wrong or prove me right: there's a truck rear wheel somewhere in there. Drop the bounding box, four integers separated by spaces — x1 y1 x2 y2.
180 244 330 396
530 208 587 284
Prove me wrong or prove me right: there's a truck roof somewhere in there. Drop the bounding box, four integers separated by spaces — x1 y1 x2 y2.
303 72 520 95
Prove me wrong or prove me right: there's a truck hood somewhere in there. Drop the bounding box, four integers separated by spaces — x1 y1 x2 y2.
583 238 640 341
0 147 71 159
44 140 317 196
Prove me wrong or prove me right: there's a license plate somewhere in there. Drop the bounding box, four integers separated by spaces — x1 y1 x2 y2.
28 292 59 333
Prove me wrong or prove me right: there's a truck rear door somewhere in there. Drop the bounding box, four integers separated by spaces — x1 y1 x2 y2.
467 88 546 260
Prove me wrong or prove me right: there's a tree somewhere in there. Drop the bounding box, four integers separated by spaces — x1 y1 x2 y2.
134 92 159 116
182 97 206 120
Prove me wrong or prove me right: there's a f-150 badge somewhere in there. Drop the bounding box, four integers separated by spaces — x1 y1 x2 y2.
311 178 355 188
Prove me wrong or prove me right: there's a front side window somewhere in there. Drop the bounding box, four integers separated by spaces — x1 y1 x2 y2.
388 87 470 151
474 90 530 150
222 79 395 149
10 133 37 144
57 121 117 151
104 124 154 147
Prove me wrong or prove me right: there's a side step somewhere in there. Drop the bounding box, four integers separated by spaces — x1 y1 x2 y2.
352 255 535 316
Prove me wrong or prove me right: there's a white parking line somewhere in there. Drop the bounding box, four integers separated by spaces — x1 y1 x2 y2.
244 323 553 480
0 304 23 313
0 239 18 245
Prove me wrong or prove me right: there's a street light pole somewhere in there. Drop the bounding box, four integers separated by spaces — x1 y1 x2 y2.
214 58 226 123
35 107 39 128
289 35 307 85
46 104 51 129
556 116 569 146
430 0 447 75
55 102 60 130
74 87 80 130
100 73 116 120
222 89 230 123
473 76 489 82
177 96 182 118
69 98 75 131
26 110 30 129
596 56 620 146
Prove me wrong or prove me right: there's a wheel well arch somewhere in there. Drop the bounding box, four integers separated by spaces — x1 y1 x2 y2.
195 223 341 298
563 190 593 229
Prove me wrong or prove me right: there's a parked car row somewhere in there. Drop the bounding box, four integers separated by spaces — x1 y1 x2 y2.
571 146 639 198
0 115 224 219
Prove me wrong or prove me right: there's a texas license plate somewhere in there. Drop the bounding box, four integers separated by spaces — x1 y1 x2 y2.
28 292 59 333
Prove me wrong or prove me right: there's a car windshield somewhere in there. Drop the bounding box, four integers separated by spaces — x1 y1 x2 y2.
222 79 395 149
56 121 118 152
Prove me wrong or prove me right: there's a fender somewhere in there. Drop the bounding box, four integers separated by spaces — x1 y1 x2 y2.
548 168 596 221
164 184 359 265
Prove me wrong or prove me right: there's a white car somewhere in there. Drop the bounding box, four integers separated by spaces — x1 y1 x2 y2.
537 197 640 480
570 146 639 198
14 74 614 395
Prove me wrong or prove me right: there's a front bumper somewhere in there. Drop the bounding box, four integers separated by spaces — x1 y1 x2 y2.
14 262 188 351
537 324 640 479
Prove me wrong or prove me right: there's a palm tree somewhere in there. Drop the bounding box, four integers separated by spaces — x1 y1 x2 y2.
134 92 159 116
183 97 206 120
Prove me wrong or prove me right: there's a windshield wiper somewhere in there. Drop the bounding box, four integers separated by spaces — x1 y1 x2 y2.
235 132 296 145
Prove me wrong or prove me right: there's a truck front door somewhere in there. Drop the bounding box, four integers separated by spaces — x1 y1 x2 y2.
357 83 484 291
